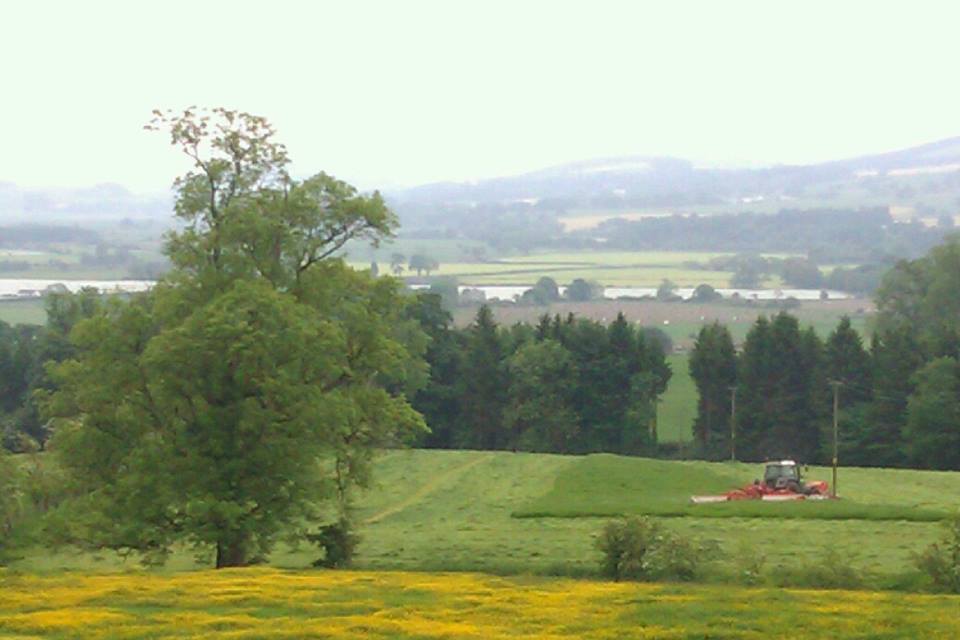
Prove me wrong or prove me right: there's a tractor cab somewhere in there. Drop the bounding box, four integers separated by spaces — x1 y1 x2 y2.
762 460 801 490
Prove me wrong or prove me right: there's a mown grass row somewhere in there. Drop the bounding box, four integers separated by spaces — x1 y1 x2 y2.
513 455 955 522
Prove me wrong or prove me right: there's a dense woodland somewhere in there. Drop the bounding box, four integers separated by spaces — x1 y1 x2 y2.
406 300 671 455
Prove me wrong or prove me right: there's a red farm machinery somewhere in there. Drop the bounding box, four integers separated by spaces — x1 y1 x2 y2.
691 460 832 504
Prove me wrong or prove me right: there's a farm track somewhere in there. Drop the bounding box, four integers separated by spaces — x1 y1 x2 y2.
363 452 492 524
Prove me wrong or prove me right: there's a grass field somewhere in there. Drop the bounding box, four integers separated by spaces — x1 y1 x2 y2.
357 250 791 287
513 455 953 521
0 299 47 325
658 354 696 442
434 264 739 287
344 452 958 581
2 568 958 639
14 451 958 584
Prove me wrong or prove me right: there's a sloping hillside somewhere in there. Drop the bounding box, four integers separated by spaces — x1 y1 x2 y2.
390 138 960 236
344 451 958 578
16 451 960 580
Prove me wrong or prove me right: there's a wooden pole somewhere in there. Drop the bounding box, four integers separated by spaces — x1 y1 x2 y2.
729 386 737 462
830 380 841 498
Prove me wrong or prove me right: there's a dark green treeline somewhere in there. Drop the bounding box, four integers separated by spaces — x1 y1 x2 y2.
406 298 671 455
690 237 960 471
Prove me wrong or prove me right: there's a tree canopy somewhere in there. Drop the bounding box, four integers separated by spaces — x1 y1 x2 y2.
43 109 426 568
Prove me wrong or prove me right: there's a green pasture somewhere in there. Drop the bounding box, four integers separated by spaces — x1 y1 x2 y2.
0 299 46 326
514 454 954 521
350 249 813 286
500 251 736 265
437 265 738 287
658 354 696 442
346 237 491 263
349 451 956 580
13 450 959 585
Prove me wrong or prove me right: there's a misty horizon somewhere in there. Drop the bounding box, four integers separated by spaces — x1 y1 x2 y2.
5 1 960 193
4 133 960 197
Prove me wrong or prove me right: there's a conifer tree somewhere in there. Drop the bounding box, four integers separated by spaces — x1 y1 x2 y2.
825 317 872 405
689 322 737 457
459 305 508 449
405 293 463 449
735 316 776 460
861 327 925 466
737 314 822 461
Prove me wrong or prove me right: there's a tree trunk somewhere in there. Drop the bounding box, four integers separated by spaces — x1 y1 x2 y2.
215 539 248 569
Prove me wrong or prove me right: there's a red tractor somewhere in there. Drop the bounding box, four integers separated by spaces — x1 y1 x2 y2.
691 460 831 504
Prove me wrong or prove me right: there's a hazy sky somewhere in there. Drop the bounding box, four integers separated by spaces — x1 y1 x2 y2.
3 0 959 192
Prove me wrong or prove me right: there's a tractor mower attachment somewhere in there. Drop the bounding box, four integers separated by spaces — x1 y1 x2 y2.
690 460 833 504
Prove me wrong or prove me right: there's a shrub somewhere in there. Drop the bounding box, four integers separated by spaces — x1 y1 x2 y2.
596 517 663 580
308 518 360 569
647 533 716 581
915 515 960 593
732 543 767 586
773 549 864 590
596 517 715 582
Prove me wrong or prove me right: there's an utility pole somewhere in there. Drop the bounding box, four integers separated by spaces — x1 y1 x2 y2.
830 380 842 498
728 386 737 462
649 398 659 444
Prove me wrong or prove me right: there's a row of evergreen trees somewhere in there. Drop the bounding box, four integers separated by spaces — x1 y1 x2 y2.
405 296 671 454
690 313 959 470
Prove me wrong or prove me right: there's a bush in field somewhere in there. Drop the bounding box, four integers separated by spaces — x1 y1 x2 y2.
596 517 714 581
597 517 662 580
733 543 767 585
308 518 360 569
773 549 864 589
915 515 960 592
649 532 718 581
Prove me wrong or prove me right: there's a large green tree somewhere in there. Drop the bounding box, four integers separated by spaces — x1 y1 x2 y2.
44 109 425 568
875 237 960 359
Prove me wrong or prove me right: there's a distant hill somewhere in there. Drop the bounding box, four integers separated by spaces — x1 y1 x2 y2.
5 136 960 228
388 137 960 225
0 182 172 223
